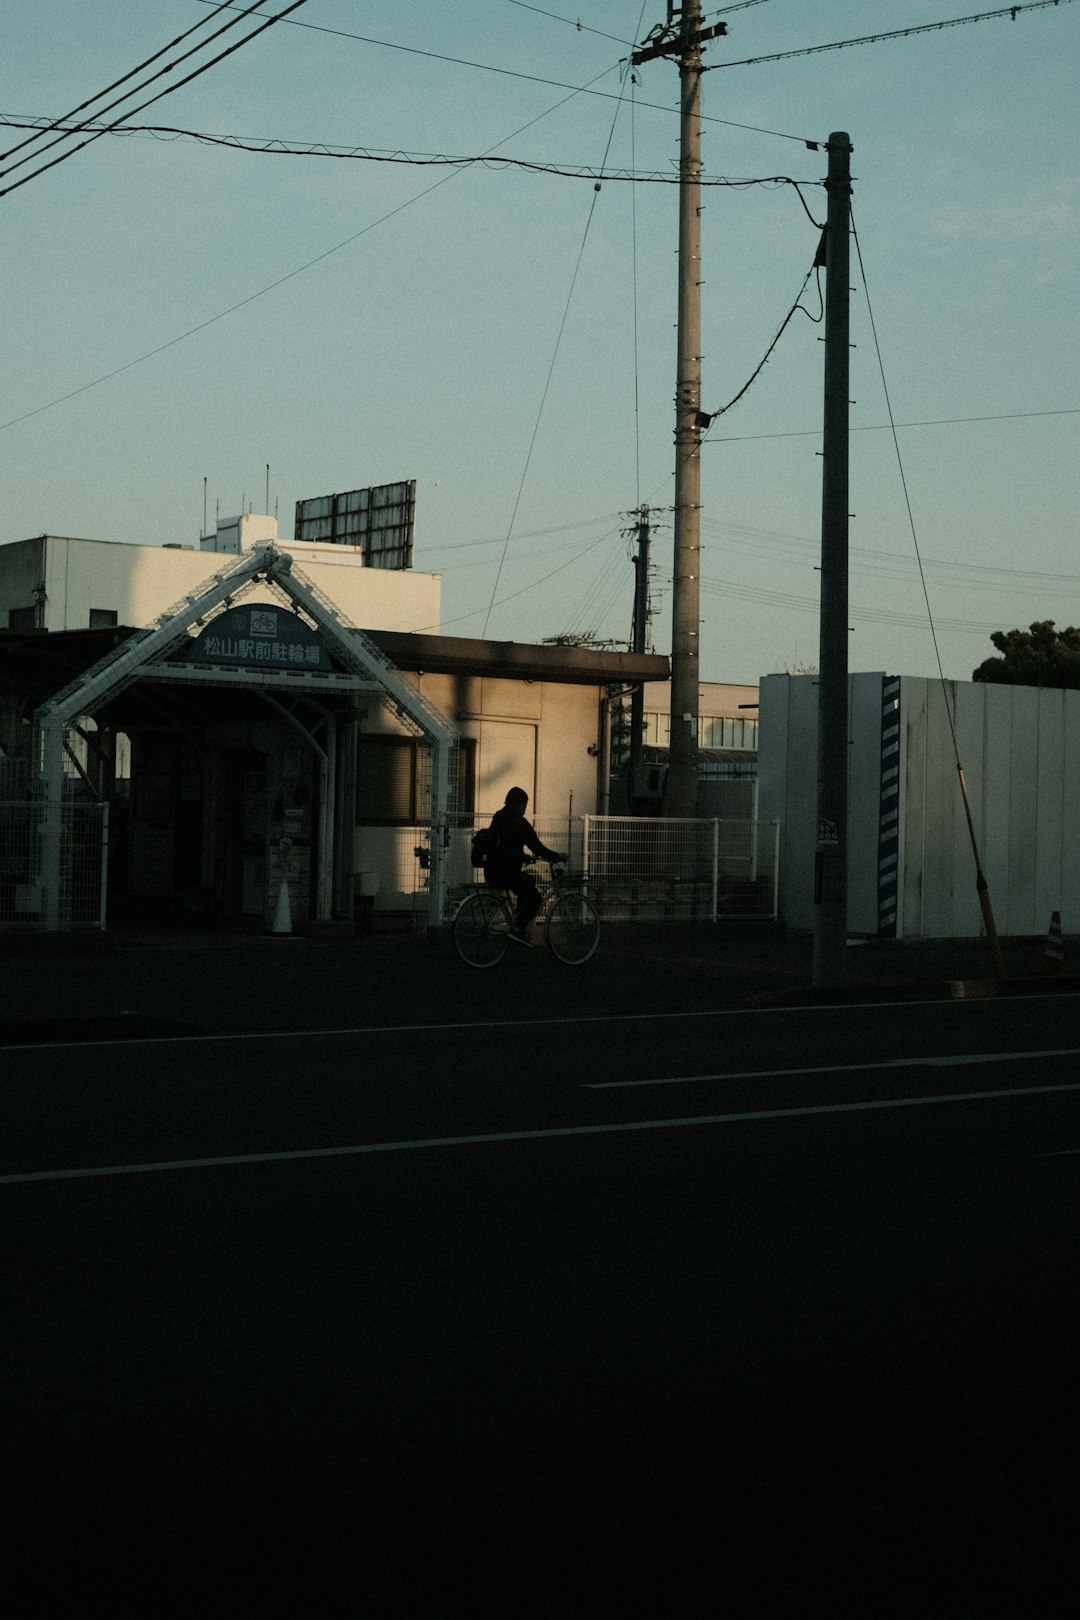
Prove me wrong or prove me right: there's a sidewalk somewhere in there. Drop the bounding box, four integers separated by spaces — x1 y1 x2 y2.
0 919 1073 1044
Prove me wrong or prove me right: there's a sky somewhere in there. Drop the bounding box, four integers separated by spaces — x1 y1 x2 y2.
2 0 1077 685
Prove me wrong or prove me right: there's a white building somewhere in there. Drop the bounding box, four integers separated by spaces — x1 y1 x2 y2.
0 518 441 637
0 522 667 930
613 678 759 817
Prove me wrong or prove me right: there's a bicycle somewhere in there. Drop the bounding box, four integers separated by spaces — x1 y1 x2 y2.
452 861 600 968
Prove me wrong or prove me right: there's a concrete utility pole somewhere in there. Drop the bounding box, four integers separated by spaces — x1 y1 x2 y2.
628 504 652 796
813 132 853 988
632 2 726 818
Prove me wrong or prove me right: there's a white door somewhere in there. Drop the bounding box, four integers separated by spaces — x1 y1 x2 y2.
477 721 537 814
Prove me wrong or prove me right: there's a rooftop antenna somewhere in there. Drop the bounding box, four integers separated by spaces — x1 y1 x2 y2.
202 476 208 540
265 463 270 514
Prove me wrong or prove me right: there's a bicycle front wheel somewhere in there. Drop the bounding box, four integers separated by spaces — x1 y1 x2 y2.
545 891 599 964
453 889 510 968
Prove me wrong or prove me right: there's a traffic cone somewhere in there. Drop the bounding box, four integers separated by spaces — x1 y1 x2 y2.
270 877 292 935
1044 910 1064 974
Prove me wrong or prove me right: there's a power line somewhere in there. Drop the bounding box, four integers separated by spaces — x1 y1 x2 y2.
562 536 632 640
711 0 1078 68
0 0 238 164
705 407 1080 443
503 2 637 47
0 1 311 200
0 117 824 188
701 515 1080 593
420 512 622 558
699 575 1010 635
434 524 627 635
480 19 641 636
849 199 968 777
427 524 626 577
0 62 622 434
699 259 822 427
192 0 818 145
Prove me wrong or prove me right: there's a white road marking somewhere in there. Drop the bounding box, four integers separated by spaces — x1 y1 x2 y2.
584 1047 1080 1089
3 1076 1080 1188
1 995 1073 1054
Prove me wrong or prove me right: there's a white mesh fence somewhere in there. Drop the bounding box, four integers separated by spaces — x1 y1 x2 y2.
0 801 109 930
581 816 780 922
385 813 778 925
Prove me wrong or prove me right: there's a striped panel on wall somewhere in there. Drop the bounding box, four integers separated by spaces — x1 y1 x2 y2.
878 676 901 936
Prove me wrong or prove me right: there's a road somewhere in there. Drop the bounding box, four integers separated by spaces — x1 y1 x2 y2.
6 993 1080 1609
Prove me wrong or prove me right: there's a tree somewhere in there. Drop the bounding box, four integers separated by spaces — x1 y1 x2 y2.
971 621 1080 689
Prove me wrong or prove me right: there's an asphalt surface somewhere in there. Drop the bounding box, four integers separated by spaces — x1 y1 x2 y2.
5 962 1080 1610
0 916 1071 1042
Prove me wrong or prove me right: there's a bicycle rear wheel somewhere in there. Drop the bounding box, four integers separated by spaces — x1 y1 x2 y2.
545 891 599 964
453 889 510 967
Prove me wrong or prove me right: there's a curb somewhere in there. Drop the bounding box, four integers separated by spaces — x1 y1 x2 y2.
743 972 1080 1009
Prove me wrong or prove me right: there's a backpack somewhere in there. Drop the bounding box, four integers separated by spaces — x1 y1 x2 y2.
470 824 497 869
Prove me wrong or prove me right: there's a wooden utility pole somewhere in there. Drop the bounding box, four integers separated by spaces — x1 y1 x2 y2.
813 133 853 988
632 3 726 817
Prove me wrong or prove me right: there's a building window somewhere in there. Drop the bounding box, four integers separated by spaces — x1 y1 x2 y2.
89 608 118 628
7 606 35 630
356 736 476 824
642 712 671 748
640 711 758 750
357 738 419 824
700 714 758 750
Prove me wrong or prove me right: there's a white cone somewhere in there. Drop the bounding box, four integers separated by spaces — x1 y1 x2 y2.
270 877 292 935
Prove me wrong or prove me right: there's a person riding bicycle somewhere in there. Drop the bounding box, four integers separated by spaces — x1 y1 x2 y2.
484 786 566 945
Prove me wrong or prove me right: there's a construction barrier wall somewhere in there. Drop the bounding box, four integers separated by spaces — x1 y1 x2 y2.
759 672 1080 939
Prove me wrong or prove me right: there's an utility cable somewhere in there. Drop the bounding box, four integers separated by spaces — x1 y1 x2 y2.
477 186 603 636
849 205 953 740
706 406 1080 443
697 575 1012 635
193 1 818 146
429 524 626 636
0 62 622 434
0 117 825 187
0 1 310 199
710 0 1077 68
851 200 1004 971
421 512 622 559
563 537 630 641
503 1 637 46
480 31 643 637
700 260 822 429
0 0 238 163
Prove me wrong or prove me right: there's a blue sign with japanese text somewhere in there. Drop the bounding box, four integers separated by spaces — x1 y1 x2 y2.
186 605 333 672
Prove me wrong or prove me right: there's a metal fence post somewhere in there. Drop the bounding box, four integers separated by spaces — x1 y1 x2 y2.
711 818 719 922
98 802 110 929
583 815 591 882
